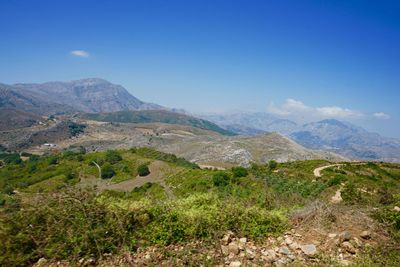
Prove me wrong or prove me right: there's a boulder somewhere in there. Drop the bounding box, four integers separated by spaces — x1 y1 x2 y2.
360 231 371 240
339 231 352 242
342 241 356 254
278 246 291 255
228 242 240 255
300 244 317 256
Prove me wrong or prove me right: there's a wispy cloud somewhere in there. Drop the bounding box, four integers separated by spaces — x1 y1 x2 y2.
268 98 364 120
70 50 89 58
373 112 390 119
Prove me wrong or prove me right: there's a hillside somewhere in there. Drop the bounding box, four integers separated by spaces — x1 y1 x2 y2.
2 118 344 168
80 110 236 136
0 108 45 131
0 83 76 115
0 148 399 266
0 78 163 115
203 113 400 162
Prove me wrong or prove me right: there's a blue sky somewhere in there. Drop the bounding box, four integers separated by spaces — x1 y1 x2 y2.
0 0 399 137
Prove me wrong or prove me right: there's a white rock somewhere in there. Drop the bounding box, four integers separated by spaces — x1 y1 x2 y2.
300 244 317 256
229 261 242 267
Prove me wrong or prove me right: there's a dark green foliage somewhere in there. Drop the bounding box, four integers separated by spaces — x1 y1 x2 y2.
268 160 278 170
0 144 7 152
67 122 86 136
105 150 122 164
134 147 199 169
232 166 248 178
20 152 32 157
137 164 150 176
212 172 231 187
47 156 58 165
0 153 22 164
326 174 347 187
101 163 115 179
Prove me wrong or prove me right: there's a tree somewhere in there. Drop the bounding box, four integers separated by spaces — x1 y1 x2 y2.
105 150 122 164
137 164 150 176
231 166 248 178
101 163 115 179
268 160 278 170
212 172 230 187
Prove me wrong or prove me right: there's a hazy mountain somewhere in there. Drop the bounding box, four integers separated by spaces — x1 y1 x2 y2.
0 83 76 115
0 78 163 115
290 119 400 162
202 112 400 162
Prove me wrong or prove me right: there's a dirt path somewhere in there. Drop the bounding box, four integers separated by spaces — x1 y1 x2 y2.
99 161 174 195
313 164 343 177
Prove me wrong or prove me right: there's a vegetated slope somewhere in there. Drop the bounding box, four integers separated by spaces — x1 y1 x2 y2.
81 110 236 136
203 112 400 162
1 120 86 151
0 78 163 115
0 149 399 266
0 83 76 115
19 120 344 167
0 108 45 131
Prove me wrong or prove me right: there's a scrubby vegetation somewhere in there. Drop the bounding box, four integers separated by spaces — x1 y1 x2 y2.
0 149 399 266
81 110 236 136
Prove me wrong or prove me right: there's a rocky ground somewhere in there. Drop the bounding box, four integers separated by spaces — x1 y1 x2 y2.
33 203 394 267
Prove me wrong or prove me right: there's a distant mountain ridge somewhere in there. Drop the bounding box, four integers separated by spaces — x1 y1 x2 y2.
81 110 236 136
0 78 163 115
202 112 400 162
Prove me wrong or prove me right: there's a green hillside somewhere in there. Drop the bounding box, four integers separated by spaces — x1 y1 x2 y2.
0 148 399 266
81 110 236 136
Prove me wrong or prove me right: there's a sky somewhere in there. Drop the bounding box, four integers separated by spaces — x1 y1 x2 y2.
0 0 399 137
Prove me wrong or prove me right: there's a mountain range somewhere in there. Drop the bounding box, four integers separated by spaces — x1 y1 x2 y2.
0 78 162 115
1 78 399 162
201 112 400 162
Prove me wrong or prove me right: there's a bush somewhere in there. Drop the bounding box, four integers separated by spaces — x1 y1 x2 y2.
47 156 58 165
0 190 132 266
212 172 231 187
105 150 122 164
137 164 150 176
232 166 248 178
268 160 278 170
101 163 115 179
0 153 22 164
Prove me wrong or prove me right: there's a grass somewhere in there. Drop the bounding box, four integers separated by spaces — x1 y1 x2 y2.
0 148 399 266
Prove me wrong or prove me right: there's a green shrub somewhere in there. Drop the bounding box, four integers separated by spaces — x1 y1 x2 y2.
101 163 115 179
0 153 22 164
326 174 347 187
268 160 278 170
0 190 132 266
212 172 230 187
105 150 122 164
138 164 150 176
232 166 248 178
47 156 58 165
341 182 363 203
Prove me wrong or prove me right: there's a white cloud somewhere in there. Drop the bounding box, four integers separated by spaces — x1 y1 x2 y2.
373 112 390 119
268 98 364 120
70 50 89 58
316 106 361 117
